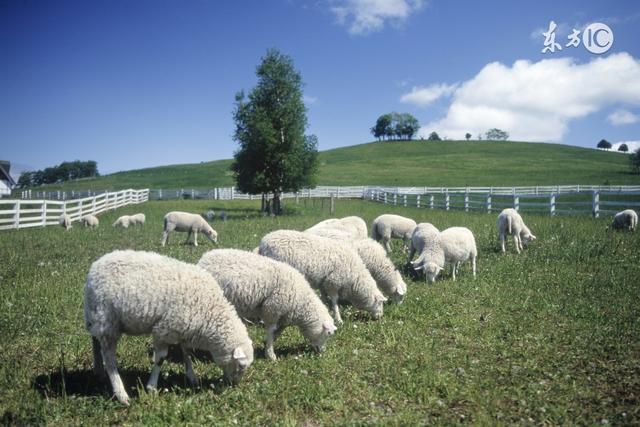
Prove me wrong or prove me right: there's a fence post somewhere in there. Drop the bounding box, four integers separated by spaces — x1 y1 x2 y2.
192 189 195 199
445 192 450 211
14 201 20 229
295 192 299 204
416 195 421 208
592 190 600 218
430 194 434 209
393 193 397 206
486 194 492 214
330 194 335 215
231 187 235 200
464 192 469 212
384 193 388 204
41 200 47 226
403 194 407 207
513 195 520 211
550 194 556 216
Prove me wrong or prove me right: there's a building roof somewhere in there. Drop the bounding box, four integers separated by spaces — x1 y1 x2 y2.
0 162 16 187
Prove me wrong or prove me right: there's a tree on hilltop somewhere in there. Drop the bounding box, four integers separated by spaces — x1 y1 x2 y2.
597 139 612 149
485 128 509 141
618 143 629 152
371 112 420 141
427 131 441 141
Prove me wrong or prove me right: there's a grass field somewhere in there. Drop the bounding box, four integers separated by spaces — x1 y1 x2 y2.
23 140 640 192
1 199 639 425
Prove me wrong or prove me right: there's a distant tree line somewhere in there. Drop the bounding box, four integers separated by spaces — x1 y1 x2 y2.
371 112 420 141
17 160 99 187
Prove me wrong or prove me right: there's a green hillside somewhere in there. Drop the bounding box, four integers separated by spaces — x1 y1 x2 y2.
22 140 640 191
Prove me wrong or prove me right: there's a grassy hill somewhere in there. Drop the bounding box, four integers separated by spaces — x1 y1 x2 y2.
23 140 640 191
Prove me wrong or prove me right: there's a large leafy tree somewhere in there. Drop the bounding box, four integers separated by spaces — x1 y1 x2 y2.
485 128 509 141
232 49 318 215
371 112 420 140
597 139 611 149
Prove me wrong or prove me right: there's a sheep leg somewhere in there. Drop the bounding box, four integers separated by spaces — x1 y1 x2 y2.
100 336 130 406
92 337 106 379
181 345 198 387
185 230 193 245
472 256 477 278
500 233 506 253
329 294 343 325
452 263 457 281
264 324 279 361
146 343 169 392
514 235 521 254
193 230 198 247
383 238 391 253
161 230 170 247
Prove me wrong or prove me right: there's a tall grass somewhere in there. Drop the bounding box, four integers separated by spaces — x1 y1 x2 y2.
0 199 638 424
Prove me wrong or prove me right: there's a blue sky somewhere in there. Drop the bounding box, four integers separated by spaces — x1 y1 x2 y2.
1 0 639 175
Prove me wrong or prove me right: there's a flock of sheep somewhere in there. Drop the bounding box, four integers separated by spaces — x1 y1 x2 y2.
60 205 638 405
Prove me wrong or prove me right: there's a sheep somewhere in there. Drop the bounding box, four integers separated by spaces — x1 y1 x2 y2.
305 216 367 240
84 250 253 406
204 210 216 221
305 228 407 303
161 211 218 247
408 222 440 263
258 230 387 325
197 249 337 360
412 227 477 282
129 213 145 226
609 209 638 231
81 214 99 228
497 208 537 253
59 213 72 231
112 215 131 228
371 214 417 252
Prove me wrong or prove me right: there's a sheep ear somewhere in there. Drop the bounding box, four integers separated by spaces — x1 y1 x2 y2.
436 266 444 272
530 235 537 240
414 265 424 271
233 347 247 360
376 294 388 303
323 320 337 334
397 285 406 296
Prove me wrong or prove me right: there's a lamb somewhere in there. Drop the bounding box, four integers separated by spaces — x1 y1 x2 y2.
59 213 72 231
197 249 337 360
371 214 417 252
81 214 99 228
412 227 477 282
258 230 387 324
112 215 131 228
408 222 440 263
496 208 536 253
161 211 218 247
129 213 145 226
305 216 368 240
305 228 407 303
609 209 638 231
84 250 253 406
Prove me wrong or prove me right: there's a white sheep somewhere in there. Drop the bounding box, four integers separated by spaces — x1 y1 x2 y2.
81 214 99 228
412 227 477 282
497 208 536 253
112 215 131 228
197 249 337 360
609 209 638 231
129 213 145 226
84 250 253 406
371 214 417 252
59 213 72 231
161 211 218 247
305 216 367 240
258 230 387 325
408 222 440 263
305 228 407 303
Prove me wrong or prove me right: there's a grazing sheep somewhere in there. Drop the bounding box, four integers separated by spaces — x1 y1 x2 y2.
59 213 72 231
408 222 440 263
84 250 253 406
305 216 367 240
609 209 638 231
305 228 407 303
259 230 387 325
497 208 536 253
204 210 216 221
161 211 218 247
412 227 477 282
129 213 145 226
81 214 99 228
371 214 417 252
197 249 337 360
112 215 131 228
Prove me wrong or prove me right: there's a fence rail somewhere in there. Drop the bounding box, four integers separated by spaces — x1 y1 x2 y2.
1 189 149 231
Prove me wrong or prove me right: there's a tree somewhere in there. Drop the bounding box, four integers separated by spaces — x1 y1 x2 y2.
231 49 318 215
427 131 441 141
630 148 640 174
465 132 472 141
371 114 392 140
597 139 612 149
371 112 419 140
485 128 509 141
618 143 629 152
17 172 33 188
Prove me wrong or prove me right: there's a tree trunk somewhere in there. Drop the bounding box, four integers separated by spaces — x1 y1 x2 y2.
273 192 282 215
261 193 266 212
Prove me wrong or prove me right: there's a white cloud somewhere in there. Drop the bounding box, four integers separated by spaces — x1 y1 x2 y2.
303 95 318 105
418 52 640 141
607 109 639 125
611 140 640 153
330 0 424 35
400 83 457 107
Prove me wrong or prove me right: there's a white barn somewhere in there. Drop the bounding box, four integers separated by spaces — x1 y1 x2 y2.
0 161 16 197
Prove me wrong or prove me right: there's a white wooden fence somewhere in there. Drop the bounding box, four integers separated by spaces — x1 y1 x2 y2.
0 189 149 231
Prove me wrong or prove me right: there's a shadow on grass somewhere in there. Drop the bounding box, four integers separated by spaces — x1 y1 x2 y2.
165 343 316 362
